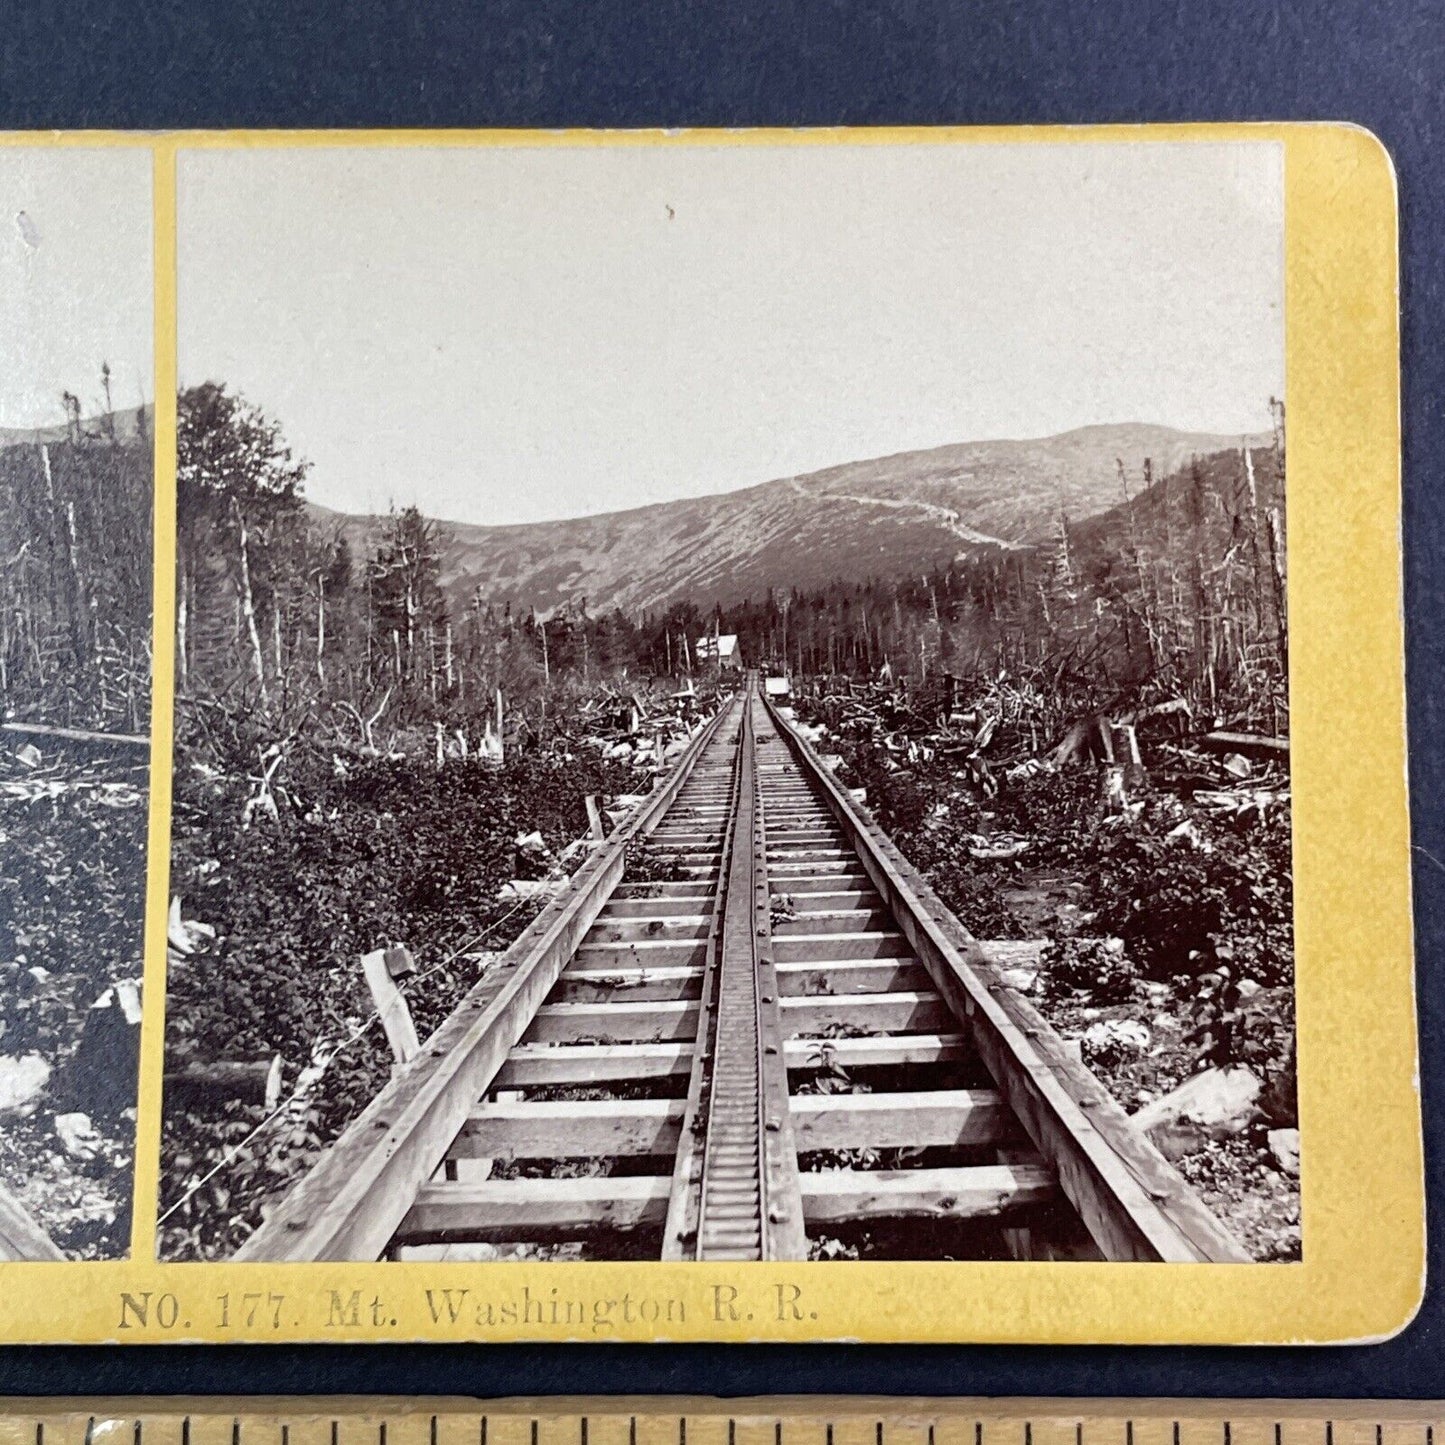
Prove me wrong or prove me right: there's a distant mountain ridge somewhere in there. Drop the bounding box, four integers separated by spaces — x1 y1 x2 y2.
0 405 151 450
312 422 1271 617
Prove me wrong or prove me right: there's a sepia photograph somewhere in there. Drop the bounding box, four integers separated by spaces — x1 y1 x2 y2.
0 146 153 1259
157 139 1294 1267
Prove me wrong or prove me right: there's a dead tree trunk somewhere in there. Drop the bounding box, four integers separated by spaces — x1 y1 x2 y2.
231 499 268 706
315 570 326 686
176 558 190 690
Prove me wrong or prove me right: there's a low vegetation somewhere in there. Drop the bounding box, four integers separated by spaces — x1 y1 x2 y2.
0 385 153 1257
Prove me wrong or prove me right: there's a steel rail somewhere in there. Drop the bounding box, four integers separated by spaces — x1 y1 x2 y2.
237 697 739 1262
761 689 1249 1264
660 706 744 1257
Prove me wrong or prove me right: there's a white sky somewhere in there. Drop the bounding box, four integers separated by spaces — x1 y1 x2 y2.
0 147 153 429
178 140 1283 526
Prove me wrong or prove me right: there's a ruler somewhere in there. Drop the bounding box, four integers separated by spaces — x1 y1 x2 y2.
0 1401 1437 1445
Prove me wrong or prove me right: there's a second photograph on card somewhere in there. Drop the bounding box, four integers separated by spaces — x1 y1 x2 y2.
154 139 1297 1271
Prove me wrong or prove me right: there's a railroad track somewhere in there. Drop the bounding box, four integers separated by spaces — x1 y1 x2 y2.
240 674 1247 1264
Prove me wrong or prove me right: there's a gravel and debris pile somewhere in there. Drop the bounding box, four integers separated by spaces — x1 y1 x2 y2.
795 681 1299 1262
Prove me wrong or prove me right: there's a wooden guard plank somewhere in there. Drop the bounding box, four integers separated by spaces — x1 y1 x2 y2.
772 932 912 962
785 1032 969 1070
550 963 704 1003
799 1163 1057 1222
775 959 932 995
452 1098 683 1159
586 916 712 942
611 881 718 899
399 1174 670 1242
791 1088 1012 1150
767 859 868 876
778 888 882 908
766 697 1250 1265
524 998 700 1044
770 908 895 935
0 1183 64 1261
600 895 716 917
780 990 952 1036
398 1162 1055 1241
769 872 873 891
495 1040 692 1087
235 703 733 1261
574 938 710 966
494 1034 971 1086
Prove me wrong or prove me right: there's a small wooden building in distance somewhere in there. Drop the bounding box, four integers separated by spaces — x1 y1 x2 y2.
695 633 742 670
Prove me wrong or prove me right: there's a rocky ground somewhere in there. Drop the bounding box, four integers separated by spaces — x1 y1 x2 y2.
797 693 1301 1263
1036 962 1299 1261
0 738 147 1258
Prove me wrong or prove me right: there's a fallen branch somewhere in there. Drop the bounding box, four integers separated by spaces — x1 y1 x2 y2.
1197 731 1289 760
164 1057 283 1107
2 720 149 750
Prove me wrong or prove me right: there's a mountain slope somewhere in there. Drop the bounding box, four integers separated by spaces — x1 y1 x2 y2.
314 423 1269 617
0 406 151 450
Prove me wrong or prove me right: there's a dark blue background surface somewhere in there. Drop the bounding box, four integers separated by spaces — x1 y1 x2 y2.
0 0 1438 1401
